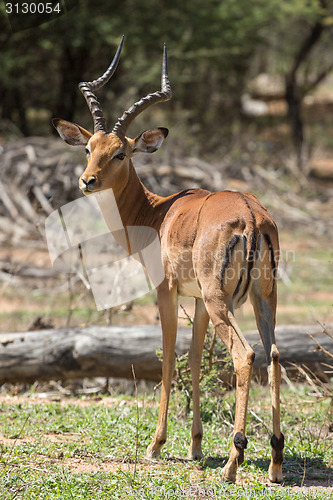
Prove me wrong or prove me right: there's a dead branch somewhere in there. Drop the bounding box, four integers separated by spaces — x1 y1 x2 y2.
0 324 331 385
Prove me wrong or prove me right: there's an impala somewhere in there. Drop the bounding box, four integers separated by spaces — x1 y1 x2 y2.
52 36 284 483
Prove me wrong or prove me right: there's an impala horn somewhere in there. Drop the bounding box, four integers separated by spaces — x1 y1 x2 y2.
79 37 172 138
112 43 172 139
78 35 124 134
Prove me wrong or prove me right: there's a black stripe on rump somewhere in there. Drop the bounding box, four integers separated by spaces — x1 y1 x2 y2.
238 229 257 301
263 233 277 279
220 234 241 288
232 235 247 298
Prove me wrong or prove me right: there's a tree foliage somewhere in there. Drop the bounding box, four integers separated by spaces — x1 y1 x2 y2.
0 0 333 160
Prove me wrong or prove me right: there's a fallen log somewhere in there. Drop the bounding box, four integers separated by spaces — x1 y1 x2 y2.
0 324 332 385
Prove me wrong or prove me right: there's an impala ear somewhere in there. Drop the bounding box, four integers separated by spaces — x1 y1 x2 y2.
52 118 92 146
133 127 168 154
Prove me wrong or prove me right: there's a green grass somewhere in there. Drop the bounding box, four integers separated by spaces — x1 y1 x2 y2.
0 385 332 499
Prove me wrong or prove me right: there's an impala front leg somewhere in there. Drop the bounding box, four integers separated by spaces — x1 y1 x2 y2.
147 285 178 459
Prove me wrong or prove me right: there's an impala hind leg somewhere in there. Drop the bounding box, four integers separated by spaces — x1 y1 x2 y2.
268 344 284 483
147 286 178 459
250 286 284 483
188 298 210 460
204 300 255 483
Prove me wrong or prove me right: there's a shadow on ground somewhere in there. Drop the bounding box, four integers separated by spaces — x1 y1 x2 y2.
168 453 333 488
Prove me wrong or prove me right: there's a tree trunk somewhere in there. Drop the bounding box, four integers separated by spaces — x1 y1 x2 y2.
284 8 326 170
54 44 89 123
0 324 331 385
1 87 29 135
285 76 304 167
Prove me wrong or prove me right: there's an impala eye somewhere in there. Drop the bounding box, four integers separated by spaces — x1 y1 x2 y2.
115 153 126 160
84 148 90 156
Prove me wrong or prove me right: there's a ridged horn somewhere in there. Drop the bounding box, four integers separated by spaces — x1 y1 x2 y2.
78 35 124 133
112 43 172 139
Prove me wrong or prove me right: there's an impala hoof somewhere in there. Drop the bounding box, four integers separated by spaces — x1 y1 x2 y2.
188 448 203 461
146 442 162 459
269 464 283 483
221 464 237 484
146 449 161 459
189 431 203 461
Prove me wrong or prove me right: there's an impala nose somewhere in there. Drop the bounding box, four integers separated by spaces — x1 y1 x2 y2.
81 176 96 190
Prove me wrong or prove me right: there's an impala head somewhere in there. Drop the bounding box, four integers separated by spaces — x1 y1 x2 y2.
52 36 171 194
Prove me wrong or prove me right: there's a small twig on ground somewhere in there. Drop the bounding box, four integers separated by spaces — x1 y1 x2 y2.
208 329 217 372
249 410 270 434
131 364 139 484
290 363 325 398
175 353 191 414
308 332 333 359
301 456 307 488
179 304 193 325
317 321 333 341
280 365 298 392
153 380 162 394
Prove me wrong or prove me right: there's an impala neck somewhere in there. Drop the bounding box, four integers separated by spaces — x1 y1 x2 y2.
112 160 163 229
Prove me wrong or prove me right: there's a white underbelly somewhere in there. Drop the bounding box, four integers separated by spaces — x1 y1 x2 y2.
178 279 202 298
